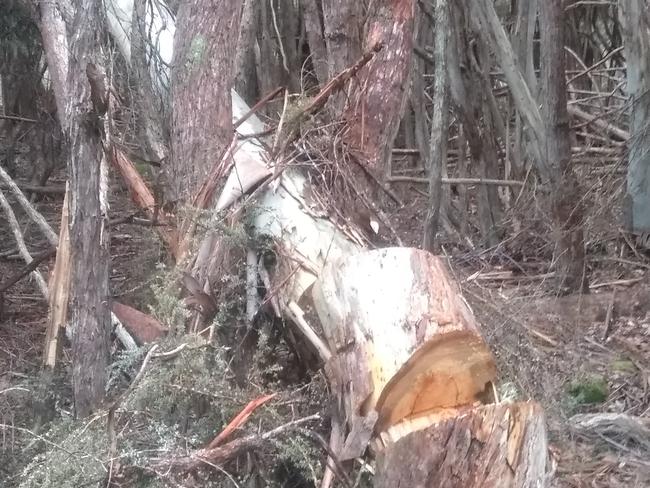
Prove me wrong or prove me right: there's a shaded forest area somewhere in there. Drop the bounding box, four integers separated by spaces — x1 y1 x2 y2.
1 0 649 487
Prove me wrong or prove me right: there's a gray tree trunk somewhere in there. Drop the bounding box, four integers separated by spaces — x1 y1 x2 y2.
423 0 450 252
619 0 650 233
540 0 587 292
233 0 259 105
66 0 111 417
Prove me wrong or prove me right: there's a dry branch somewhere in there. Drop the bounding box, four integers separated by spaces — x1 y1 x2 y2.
0 165 58 245
152 414 321 473
0 188 48 298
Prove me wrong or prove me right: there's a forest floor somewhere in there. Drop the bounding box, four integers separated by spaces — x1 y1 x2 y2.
1 161 649 487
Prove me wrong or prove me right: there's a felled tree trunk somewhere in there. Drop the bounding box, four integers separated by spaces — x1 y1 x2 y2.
312 248 548 486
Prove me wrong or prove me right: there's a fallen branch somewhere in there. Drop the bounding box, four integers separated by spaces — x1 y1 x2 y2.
0 165 59 245
152 413 321 472
0 188 48 298
388 176 525 186
568 104 629 141
0 182 67 195
570 413 650 451
207 393 276 448
0 248 57 294
233 86 283 130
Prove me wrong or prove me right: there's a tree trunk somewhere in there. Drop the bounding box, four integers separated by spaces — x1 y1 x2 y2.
322 0 362 115
540 0 587 292
311 248 548 484
130 0 169 164
619 0 650 233
169 0 243 203
343 0 416 180
66 0 111 418
302 0 329 87
233 0 259 105
423 0 450 252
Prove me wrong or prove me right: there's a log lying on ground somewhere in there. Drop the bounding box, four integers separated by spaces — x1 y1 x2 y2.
311 248 548 485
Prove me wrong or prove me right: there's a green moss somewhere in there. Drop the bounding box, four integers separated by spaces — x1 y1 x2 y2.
567 374 609 406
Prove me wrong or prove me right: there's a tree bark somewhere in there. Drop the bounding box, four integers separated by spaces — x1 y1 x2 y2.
130 0 169 164
374 402 548 488
619 0 650 233
540 0 587 292
233 0 259 105
321 0 362 115
169 0 243 203
343 0 416 179
302 0 329 87
423 0 450 252
66 0 111 417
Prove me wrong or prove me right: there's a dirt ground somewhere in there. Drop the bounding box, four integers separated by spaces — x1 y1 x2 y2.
1 162 649 486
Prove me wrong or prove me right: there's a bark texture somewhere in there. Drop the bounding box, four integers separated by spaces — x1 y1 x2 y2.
321 0 363 115
169 0 243 203
343 0 416 178
540 0 587 292
375 402 548 488
619 0 650 233
423 0 450 252
66 0 111 417
233 0 259 104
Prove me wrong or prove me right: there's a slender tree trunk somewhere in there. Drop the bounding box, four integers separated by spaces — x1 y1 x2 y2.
130 0 169 164
619 0 650 233
302 0 329 86
322 0 362 115
540 0 587 292
169 0 243 203
66 0 111 417
234 0 259 105
423 0 449 252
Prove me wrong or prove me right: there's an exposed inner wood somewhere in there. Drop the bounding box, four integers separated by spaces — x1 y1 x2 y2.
374 330 496 432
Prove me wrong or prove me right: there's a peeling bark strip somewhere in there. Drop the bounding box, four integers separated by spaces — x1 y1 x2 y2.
170 0 243 204
343 0 416 176
375 402 548 488
66 0 111 418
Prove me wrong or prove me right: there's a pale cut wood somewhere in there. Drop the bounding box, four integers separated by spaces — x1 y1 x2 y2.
374 402 548 488
45 185 71 367
311 248 497 445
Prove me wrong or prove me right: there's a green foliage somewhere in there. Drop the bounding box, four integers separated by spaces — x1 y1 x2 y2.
18 416 108 488
567 374 609 407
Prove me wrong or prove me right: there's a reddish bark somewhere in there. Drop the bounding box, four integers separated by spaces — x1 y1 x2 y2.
343 0 416 177
169 0 243 204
